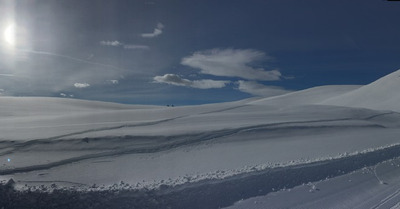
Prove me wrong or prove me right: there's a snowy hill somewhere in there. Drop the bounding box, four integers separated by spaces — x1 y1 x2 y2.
2 70 400 208
248 85 361 107
322 69 400 112
0 96 154 117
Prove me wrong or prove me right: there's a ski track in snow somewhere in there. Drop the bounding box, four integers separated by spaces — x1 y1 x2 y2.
4 142 400 209
370 188 400 209
1 109 394 151
0 115 390 175
390 202 400 209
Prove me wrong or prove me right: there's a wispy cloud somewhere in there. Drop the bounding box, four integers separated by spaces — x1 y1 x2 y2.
100 40 122 47
123 45 150 50
106 79 119 84
74 83 90 88
0 45 154 99
153 74 229 89
110 80 119 84
20 49 126 71
100 41 149 50
236 80 291 97
60 93 74 97
181 48 282 81
141 23 164 38
0 74 15 77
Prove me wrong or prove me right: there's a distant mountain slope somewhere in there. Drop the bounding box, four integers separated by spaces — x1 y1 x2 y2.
321 69 400 112
248 85 361 106
0 97 156 117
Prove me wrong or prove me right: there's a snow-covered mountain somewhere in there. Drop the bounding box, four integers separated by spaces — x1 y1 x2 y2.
1 70 400 209
248 85 361 107
322 69 400 112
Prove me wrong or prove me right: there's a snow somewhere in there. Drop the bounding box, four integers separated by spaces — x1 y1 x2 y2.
322 69 400 112
249 85 361 106
226 158 400 209
1 69 400 208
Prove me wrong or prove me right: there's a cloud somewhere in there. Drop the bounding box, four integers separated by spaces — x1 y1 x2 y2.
191 79 229 89
108 79 119 84
0 45 156 99
181 48 282 81
110 80 119 84
60 93 74 97
21 49 125 71
0 74 15 77
141 23 164 38
154 74 191 86
236 80 291 97
74 83 90 88
153 74 229 89
100 41 149 50
123 45 150 50
100 40 122 46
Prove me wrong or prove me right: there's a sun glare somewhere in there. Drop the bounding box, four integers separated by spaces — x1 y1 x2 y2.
4 23 16 46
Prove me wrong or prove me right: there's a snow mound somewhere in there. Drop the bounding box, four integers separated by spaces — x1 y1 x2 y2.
248 85 360 106
322 69 400 112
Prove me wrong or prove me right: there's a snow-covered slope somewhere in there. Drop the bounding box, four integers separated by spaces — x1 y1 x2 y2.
2 70 400 208
0 96 155 117
322 69 400 112
248 85 361 107
227 157 400 209
0 97 255 140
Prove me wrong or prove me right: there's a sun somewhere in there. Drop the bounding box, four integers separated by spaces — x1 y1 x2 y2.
3 23 16 46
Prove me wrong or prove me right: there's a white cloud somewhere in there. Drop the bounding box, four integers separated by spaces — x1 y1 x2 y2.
154 74 191 86
100 41 149 50
109 80 119 84
153 74 229 89
191 79 229 89
141 23 164 38
181 48 282 81
236 80 291 97
74 83 90 88
100 40 122 46
123 45 150 50
60 93 74 97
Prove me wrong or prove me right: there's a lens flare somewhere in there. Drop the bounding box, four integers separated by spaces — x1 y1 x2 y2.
4 23 16 46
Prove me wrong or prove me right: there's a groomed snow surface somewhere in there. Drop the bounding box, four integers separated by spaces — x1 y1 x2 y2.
2 70 400 208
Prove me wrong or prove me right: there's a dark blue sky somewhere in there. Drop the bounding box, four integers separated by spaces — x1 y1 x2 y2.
0 0 399 105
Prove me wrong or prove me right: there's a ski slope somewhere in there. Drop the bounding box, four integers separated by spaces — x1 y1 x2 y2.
322 69 400 112
1 70 400 208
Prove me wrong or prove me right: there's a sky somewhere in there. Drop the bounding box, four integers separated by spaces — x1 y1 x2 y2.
0 0 399 105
